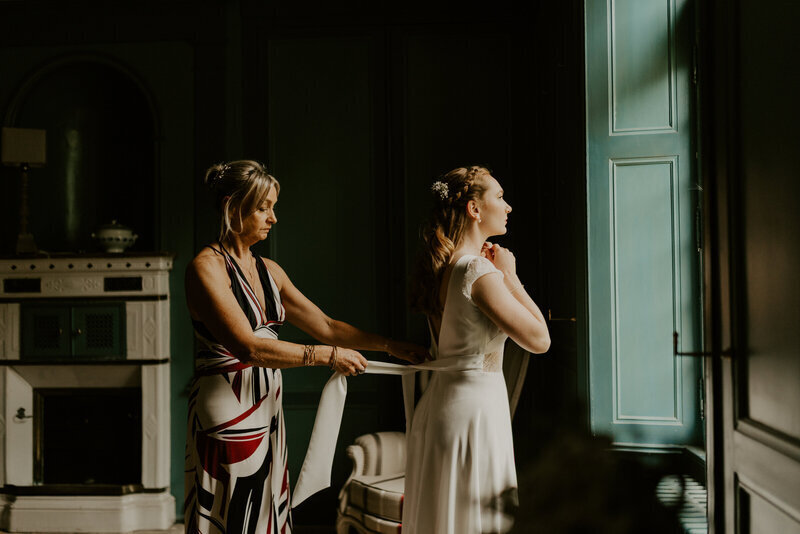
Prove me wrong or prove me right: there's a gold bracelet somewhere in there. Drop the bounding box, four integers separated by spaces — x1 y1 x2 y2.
302 344 316 366
329 346 339 371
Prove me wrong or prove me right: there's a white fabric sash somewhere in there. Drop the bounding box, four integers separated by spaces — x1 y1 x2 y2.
291 355 485 507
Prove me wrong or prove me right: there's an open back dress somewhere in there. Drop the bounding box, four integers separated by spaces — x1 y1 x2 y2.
402 254 517 534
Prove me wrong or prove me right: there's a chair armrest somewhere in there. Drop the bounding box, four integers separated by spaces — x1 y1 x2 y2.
354 431 406 476
339 443 367 513
345 443 366 479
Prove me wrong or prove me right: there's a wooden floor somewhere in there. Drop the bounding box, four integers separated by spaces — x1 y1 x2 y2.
0 524 336 533
0 527 184 534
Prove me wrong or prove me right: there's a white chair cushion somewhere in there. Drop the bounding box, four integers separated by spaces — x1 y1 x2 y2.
347 473 405 522
343 505 402 534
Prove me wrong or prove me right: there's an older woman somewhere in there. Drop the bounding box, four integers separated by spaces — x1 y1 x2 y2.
183 160 426 533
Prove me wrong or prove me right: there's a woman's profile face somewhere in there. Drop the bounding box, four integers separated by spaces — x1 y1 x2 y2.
479 175 512 236
241 185 278 241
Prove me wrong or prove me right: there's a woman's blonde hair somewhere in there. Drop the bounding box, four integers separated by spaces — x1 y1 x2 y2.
410 165 491 316
204 160 280 243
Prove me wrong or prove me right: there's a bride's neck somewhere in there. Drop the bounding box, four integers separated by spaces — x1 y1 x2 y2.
454 228 486 258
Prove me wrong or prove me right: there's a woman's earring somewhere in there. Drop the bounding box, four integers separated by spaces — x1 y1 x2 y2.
478 217 482 223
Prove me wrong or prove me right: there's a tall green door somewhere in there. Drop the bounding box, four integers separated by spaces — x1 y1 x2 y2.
586 0 702 446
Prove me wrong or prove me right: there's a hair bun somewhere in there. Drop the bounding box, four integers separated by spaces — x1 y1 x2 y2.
205 163 229 189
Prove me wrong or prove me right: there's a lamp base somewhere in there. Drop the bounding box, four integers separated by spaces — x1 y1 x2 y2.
16 232 38 255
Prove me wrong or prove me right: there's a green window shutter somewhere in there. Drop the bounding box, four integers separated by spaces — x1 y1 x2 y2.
585 0 703 446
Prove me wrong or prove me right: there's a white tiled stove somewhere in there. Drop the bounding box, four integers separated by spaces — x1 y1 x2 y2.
0 255 175 532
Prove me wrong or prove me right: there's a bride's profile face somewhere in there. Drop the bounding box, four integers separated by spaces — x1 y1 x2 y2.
478 175 512 236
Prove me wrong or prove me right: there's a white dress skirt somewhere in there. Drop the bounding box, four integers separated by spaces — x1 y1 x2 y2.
402 255 518 534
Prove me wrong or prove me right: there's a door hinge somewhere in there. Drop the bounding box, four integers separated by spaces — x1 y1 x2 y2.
698 377 705 421
695 205 703 252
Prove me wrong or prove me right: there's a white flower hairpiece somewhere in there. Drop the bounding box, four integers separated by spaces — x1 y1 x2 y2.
431 180 449 200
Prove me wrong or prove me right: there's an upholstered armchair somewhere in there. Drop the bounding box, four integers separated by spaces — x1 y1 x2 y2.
336 340 530 534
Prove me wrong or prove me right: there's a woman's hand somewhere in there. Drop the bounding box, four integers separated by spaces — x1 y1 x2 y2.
483 243 517 275
386 339 432 364
330 347 368 376
483 243 524 294
481 241 494 260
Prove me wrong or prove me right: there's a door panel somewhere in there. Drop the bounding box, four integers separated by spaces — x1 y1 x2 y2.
612 157 681 421
737 0 800 442
609 0 676 133
742 483 800 534
586 0 702 446
705 0 800 531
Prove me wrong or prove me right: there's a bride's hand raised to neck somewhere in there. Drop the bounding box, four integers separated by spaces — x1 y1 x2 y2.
481 243 518 283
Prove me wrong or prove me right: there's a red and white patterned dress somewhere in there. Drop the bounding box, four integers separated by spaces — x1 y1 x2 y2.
185 245 292 534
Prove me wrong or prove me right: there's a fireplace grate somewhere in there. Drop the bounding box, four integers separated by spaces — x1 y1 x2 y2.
33 314 62 349
85 313 115 349
34 387 141 486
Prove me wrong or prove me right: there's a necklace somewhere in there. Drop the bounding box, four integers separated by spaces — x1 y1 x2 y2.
220 242 260 290
240 255 259 289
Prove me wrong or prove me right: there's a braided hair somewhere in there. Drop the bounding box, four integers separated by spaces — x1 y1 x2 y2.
410 165 491 316
204 160 280 243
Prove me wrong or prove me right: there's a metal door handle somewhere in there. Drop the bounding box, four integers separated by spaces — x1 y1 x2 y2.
73 328 83 336
15 407 33 420
673 332 733 358
547 309 576 322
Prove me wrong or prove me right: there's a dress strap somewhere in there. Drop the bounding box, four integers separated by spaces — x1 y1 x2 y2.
253 252 282 323
204 244 225 256
426 317 440 358
205 242 267 328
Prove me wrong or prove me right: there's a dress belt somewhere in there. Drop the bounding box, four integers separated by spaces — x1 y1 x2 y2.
291 354 485 507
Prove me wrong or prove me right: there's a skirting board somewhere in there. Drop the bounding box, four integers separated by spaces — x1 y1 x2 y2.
0 491 175 532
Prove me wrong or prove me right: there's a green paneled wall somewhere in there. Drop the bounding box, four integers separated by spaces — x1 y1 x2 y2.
266 35 403 516
402 33 514 341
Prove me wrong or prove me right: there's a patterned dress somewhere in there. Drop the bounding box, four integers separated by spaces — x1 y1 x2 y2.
185 245 292 534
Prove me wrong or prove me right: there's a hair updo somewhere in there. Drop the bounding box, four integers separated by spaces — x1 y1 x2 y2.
410 165 491 316
204 160 280 243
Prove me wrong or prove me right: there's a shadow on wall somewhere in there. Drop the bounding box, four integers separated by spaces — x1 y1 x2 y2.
507 428 683 534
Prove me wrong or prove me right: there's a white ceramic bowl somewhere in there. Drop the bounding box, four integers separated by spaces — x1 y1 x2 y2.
92 220 138 253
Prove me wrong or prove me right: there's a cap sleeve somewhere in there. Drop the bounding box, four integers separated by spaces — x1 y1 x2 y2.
461 256 503 303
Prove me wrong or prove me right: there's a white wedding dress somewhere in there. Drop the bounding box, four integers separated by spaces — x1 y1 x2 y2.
402 254 517 534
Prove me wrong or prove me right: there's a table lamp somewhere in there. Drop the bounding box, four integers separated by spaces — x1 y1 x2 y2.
1 127 46 255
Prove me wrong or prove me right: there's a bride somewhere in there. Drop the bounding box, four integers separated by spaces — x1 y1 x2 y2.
404 165 551 534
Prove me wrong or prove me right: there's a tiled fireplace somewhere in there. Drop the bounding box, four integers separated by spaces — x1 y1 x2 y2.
0 255 174 532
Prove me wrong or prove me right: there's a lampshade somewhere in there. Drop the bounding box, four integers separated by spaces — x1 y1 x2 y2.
1 127 46 167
